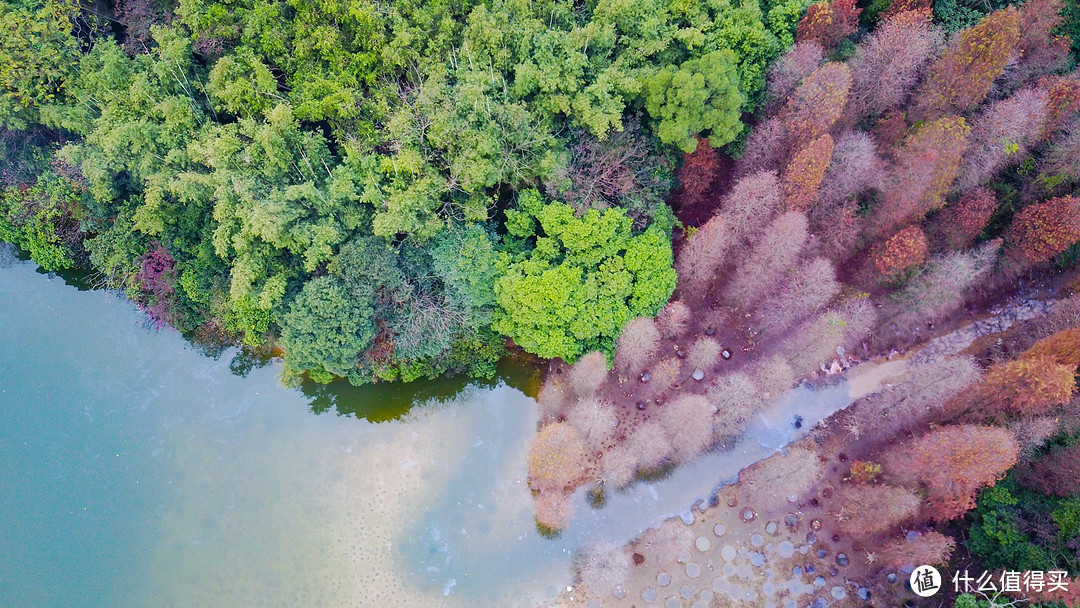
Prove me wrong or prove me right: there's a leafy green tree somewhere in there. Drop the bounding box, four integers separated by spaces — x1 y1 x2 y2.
493 190 676 360
280 275 377 384
0 173 85 271
643 51 746 153
0 0 80 129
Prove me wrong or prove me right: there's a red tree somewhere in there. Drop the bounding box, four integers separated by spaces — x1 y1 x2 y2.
1039 76 1080 136
914 7 1023 118
1008 0 1072 87
1005 196 1080 265
874 116 970 236
676 137 722 212
527 422 588 493
869 225 928 281
676 216 730 296
882 0 931 19
615 317 661 375
782 134 833 210
977 354 1077 416
883 424 1019 521
796 0 860 50
737 118 790 177
779 62 852 144
879 531 956 569
1022 326 1080 370
931 187 997 250
724 211 809 306
831 484 921 536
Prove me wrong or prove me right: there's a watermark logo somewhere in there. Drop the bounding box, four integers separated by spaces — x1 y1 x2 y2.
952 569 1070 594
911 565 942 597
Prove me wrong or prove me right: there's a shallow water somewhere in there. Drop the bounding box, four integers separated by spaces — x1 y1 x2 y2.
0 248 860 607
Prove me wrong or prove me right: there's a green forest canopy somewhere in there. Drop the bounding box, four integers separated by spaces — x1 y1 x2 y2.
0 0 811 384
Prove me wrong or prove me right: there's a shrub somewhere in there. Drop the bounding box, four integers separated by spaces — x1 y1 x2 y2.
656 301 691 340
708 372 761 436
766 42 826 111
869 225 928 282
740 446 824 505
615 317 661 376
1005 196 1080 266
659 394 715 463
831 484 921 536
757 257 840 331
882 424 1019 521
977 355 1077 417
720 170 784 243
782 134 833 210
724 211 809 307
849 460 882 483
878 531 956 568
914 7 1023 118
687 337 722 372
779 62 852 144
931 187 997 250
848 10 942 119
569 350 609 396
624 421 674 472
527 422 589 493
566 397 619 451
954 89 1050 192
534 490 573 531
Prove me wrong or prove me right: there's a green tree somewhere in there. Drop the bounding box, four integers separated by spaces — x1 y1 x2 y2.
493 190 676 360
280 275 377 384
643 50 746 153
0 0 80 129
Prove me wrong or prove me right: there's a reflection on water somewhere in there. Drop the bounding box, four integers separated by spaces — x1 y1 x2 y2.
0 247 862 608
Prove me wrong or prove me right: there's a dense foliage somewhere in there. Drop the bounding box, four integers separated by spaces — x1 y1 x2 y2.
0 0 819 383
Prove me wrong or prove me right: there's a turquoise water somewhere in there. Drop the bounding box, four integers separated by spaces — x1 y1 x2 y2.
0 249 557 607
0 246 859 607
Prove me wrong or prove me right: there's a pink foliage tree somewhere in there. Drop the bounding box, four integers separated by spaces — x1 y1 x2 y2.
779 62 852 145
848 10 942 120
766 42 826 111
955 88 1049 192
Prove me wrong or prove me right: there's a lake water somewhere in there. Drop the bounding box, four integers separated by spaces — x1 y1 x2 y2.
0 246 857 607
